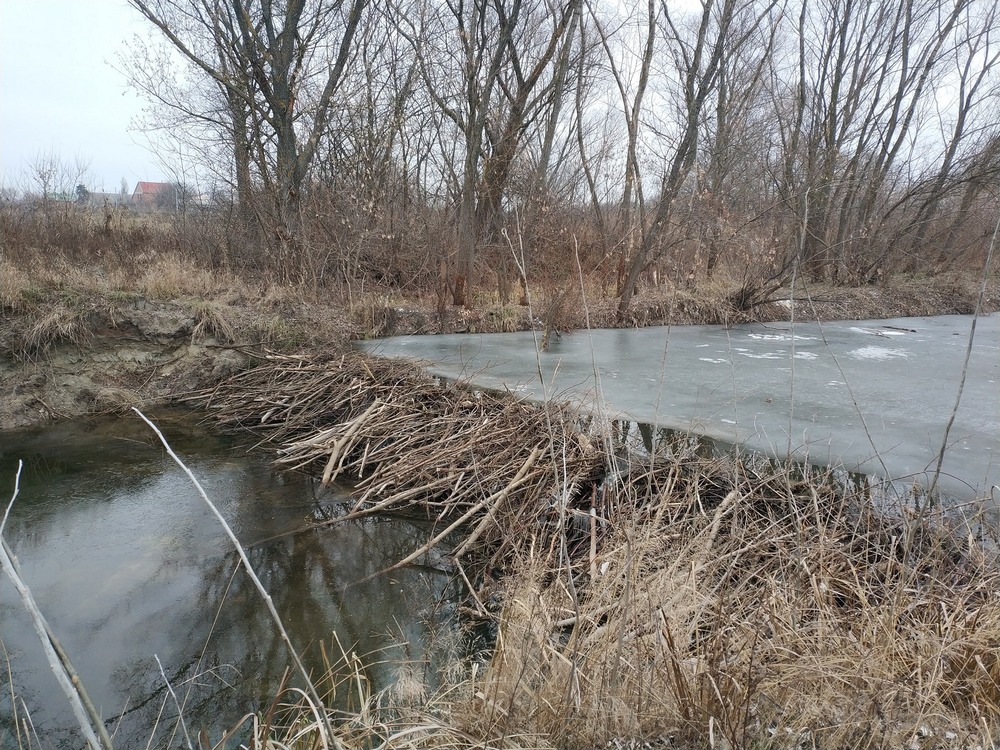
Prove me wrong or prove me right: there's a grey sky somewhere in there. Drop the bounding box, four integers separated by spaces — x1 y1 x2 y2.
0 0 163 192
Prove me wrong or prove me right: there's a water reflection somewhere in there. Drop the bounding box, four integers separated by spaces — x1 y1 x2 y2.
0 410 458 749
606 416 892 503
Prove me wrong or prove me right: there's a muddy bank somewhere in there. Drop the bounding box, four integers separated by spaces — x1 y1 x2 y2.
1 273 996 430
0 298 250 429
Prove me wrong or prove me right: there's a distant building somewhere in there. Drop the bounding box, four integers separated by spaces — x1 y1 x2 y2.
87 191 129 208
131 181 174 208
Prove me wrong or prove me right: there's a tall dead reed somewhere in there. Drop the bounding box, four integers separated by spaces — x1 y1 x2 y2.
458 459 1000 749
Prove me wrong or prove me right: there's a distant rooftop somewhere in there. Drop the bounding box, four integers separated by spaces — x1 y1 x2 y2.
131 181 173 201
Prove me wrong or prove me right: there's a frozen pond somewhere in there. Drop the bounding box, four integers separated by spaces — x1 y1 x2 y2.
359 314 1000 500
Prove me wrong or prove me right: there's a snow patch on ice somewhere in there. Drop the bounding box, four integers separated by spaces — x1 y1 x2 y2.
748 332 818 342
848 345 908 360
740 351 786 360
850 326 906 337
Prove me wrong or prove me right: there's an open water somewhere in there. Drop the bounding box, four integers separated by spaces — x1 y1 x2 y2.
0 410 458 748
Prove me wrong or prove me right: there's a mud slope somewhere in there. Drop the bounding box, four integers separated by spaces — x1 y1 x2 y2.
1 299 248 429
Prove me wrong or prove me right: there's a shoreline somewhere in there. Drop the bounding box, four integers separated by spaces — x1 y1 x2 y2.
1 272 996 430
4 281 1000 747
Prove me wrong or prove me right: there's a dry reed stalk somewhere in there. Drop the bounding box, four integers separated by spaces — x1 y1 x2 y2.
188 352 605 566
1 463 115 750
134 408 343 750
460 463 1000 749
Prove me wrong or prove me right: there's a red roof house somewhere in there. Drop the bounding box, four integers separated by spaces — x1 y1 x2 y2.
131 181 173 207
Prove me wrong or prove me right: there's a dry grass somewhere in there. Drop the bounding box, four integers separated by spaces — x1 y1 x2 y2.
0 252 356 359
133 254 236 300
0 258 32 311
196 464 1000 750
19 304 90 357
188 298 240 344
1 251 242 303
0 256 101 312
459 464 1000 749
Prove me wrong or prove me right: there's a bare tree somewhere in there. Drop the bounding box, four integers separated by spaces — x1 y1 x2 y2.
898 0 1000 270
397 0 584 306
114 0 998 298
766 0 997 283
28 151 91 204
584 0 657 291
617 0 779 319
127 0 368 275
699 0 783 277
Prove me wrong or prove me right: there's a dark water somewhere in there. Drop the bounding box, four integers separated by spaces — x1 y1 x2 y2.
0 410 458 749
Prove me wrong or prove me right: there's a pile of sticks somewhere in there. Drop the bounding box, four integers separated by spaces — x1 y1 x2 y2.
188 352 607 563
188 352 994 616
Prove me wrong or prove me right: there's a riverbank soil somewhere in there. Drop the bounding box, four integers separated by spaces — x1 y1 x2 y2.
1 253 997 429
0 256 349 428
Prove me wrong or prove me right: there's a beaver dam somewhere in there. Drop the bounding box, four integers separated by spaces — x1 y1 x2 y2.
188 351 1000 749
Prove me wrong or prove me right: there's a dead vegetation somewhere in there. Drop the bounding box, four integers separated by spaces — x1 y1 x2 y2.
189 352 604 569
0 251 353 368
189 351 1000 749
19 303 90 358
4 205 999 745
462 472 1000 749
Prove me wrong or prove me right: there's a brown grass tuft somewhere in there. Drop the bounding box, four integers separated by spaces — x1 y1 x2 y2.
135 254 230 299
0 258 32 311
20 304 90 358
188 298 240 343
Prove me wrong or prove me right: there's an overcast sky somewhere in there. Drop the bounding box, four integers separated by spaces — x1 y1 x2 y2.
0 0 163 192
